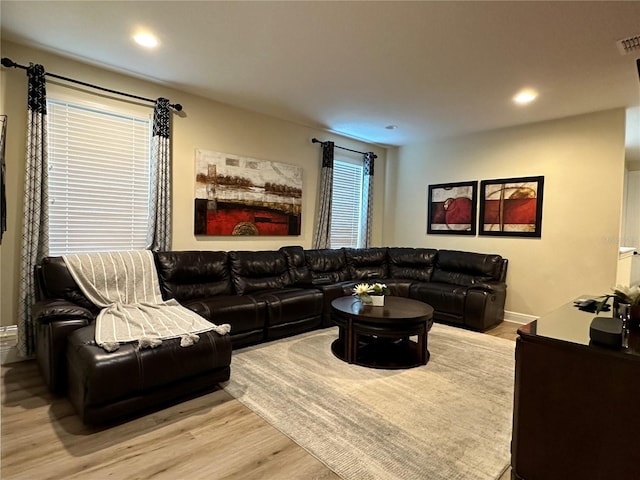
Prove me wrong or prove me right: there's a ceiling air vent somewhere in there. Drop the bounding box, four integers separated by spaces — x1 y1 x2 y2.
617 35 640 55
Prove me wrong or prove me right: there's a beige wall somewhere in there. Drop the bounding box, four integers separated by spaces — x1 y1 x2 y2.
385 109 627 317
0 40 387 327
1 40 629 326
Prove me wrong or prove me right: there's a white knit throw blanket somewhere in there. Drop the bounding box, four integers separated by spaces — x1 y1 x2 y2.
63 251 230 352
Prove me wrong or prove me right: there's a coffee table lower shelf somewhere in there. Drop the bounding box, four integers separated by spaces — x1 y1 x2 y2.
331 336 429 369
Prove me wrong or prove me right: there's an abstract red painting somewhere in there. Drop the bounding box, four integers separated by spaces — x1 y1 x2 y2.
427 181 478 235
194 149 302 236
479 176 544 237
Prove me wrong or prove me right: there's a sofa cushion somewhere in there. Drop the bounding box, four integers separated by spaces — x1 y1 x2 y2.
154 251 233 301
228 250 292 295
388 247 437 282
410 282 467 319
344 247 389 280
432 250 504 286
251 287 323 340
251 287 324 329
304 248 350 284
183 295 267 335
280 245 313 286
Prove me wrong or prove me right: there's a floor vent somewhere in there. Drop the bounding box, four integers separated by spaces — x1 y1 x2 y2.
617 35 640 55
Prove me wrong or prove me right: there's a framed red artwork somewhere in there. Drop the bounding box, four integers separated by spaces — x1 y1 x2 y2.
479 176 544 237
194 149 302 236
427 181 478 235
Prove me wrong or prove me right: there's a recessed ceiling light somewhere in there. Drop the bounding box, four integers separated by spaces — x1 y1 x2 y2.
513 89 538 105
385 124 398 130
134 32 158 48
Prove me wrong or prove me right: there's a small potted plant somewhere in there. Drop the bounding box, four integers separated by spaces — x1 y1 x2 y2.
352 282 390 306
597 283 640 326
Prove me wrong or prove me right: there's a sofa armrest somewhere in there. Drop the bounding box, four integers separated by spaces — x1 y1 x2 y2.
33 299 94 394
464 283 506 331
33 298 95 325
467 282 506 295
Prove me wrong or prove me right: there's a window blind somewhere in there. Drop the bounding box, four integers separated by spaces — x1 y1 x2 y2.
47 100 151 255
331 160 363 248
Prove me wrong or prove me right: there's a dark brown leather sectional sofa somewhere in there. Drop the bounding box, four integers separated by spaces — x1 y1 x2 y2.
33 246 507 424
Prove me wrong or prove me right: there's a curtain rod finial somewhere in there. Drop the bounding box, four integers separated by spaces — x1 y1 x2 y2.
1 57 17 68
172 103 183 112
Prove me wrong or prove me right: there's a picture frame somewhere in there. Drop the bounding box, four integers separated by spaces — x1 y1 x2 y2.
479 176 544 237
427 181 478 235
194 149 302 236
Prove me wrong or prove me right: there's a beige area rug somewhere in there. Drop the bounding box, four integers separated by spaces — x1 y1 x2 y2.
223 324 515 480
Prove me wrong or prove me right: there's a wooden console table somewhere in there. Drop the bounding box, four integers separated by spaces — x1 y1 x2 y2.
511 298 640 480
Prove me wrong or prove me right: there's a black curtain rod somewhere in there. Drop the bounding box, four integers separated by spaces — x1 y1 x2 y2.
1 57 183 111
311 138 377 159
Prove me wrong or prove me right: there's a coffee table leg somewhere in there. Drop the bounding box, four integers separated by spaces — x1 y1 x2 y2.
418 331 426 365
350 328 360 363
346 317 354 363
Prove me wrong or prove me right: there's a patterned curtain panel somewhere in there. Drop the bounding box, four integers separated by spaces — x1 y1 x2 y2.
1 115 7 244
360 152 375 248
312 141 334 249
148 97 172 251
18 64 50 357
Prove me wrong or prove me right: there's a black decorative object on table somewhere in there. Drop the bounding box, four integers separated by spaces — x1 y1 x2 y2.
573 298 610 313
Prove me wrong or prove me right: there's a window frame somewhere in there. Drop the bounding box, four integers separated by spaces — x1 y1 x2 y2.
46 93 153 255
330 155 365 249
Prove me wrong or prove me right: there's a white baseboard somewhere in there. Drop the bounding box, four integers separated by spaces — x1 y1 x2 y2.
504 311 537 325
1 345 23 365
0 325 24 365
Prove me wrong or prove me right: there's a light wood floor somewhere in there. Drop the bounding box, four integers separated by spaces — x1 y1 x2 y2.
1 321 521 480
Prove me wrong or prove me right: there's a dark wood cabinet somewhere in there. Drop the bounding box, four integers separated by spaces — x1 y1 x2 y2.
511 300 640 480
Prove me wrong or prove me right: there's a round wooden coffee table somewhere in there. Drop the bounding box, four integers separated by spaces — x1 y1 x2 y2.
330 296 434 369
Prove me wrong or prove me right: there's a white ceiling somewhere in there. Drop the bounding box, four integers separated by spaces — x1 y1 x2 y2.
1 1 640 150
